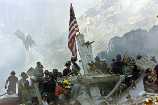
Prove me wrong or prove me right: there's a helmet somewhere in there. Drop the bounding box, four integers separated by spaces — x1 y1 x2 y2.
36 61 41 65
65 61 71 67
71 56 77 62
44 70 49 75
21 72 28 78
11 71 16 75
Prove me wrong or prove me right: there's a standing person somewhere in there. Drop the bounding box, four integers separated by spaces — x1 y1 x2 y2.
55 81 63 104
63 61 72 76
34 61 44 81
5 71 18 95
47 73 56 103
34 61 44 97
71 57 80 76
53 69 63 81
29 76 43 105
41 70 50 98
18 72 30 104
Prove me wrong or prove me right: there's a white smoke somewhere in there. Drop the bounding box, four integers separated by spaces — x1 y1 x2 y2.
79 0 158 54
106 25 158 60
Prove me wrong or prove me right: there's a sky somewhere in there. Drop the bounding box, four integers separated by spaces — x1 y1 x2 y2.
0 0 158 92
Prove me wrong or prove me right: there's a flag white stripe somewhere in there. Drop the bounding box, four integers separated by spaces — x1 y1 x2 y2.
69 19 76 27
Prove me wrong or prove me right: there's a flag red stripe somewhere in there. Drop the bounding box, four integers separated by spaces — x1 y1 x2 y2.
68 4 79 58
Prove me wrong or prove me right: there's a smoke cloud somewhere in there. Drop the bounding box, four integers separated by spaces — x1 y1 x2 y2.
105 25 158 61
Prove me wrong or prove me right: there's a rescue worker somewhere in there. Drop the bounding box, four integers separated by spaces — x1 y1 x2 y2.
34 61 44 81
41 70 50 97
56 79 71 105
5 71 18 95
55 81 63 104
71 57 80 76
34 61 44 99
18 72 30 104
44 70 50 79
47 73 56 103
29 76 40 103
63 61 72 76
53 69 62 80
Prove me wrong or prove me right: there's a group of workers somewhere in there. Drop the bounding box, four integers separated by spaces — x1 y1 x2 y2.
4 57 81 105
4 54 158 105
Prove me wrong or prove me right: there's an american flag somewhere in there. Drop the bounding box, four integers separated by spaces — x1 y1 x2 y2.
68 3 79 58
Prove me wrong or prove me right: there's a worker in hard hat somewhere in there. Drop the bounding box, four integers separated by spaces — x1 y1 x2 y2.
5 71 18 95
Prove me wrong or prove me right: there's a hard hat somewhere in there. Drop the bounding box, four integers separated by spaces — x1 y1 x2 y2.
21 72 28 78
11 71 16 75
65 61 71 66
